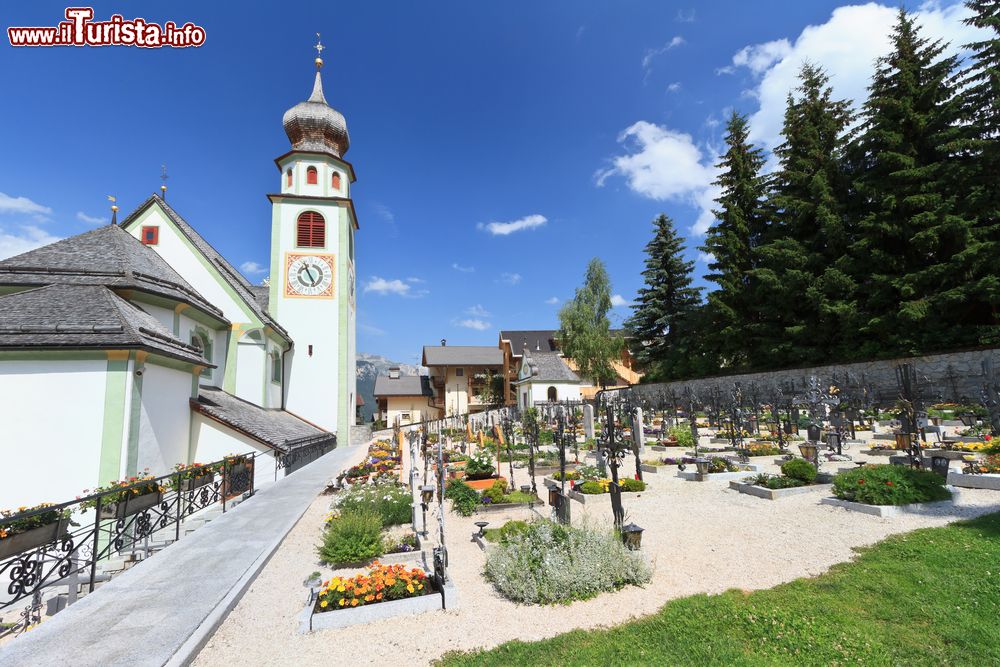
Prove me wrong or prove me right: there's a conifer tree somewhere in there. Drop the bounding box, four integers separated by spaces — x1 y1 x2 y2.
624 214 702 379
754 64 854 366
701 111 768 370
846 9 974 357
951 0 1000 344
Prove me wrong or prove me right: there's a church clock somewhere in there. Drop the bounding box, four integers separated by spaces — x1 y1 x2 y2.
284 252 335 298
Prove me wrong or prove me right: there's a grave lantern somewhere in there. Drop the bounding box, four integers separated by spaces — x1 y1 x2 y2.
548 485 560 507
895 433 912 450
798 443 818 467
807 423 822 443
960 412 977 427
694 458 710 475
826 432 841 455
621 523 644 550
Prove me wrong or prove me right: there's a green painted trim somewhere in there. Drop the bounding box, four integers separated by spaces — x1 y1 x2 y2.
126 290 227 329
268 203 282 320
191 370 200 399
172 310 181 337
98 356 129 484
144 353 202 372
125 352 144 476
223 328 240 392
338 206 350 442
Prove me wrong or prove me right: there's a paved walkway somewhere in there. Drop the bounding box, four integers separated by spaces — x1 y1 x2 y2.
0 445 362 667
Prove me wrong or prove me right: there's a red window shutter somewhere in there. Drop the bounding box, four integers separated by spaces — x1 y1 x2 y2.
141 226 159 245
296 211 325 247
306 166 318 185
286 169 292 186
332 172 341 189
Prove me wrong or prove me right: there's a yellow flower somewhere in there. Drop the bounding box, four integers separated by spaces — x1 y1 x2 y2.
407 584 414 593
339 599 345 606
320 600 328 608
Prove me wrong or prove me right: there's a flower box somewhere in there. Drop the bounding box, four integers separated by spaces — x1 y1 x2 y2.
300 584 442 632
464 477 506 491
819 496 955 517
0 517 70 560
729 481 833 500
180 474 214 492
100 491 163 520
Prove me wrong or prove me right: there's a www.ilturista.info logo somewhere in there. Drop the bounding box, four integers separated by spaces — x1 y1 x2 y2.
7 7 206 48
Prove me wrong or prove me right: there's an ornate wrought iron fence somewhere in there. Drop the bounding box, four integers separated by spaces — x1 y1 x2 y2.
0 452 258 638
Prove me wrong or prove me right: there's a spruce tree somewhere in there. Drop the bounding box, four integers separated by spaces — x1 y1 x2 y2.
755 64 854 366
846 9 974 357
624 214 702 380
701 111 768 370
951 0 1000 344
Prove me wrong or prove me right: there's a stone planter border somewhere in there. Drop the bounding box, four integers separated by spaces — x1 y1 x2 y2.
729 481 833 500
475 497 544 514
300 586 444 632
677 464 760 482
947 472 1000 490
819 496 955 517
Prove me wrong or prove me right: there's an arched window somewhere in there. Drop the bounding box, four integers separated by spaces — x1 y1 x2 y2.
296 211 326 247
285 168 292 187
306 166 318 185
331 172 342 190
547 386 558 402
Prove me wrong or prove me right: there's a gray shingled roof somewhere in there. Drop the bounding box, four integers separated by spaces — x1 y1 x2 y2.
120 195 290 343
0 224 225 322
374 374 432 397
500 330 560 354
522 351 580 383
0 284 212 366
191 386 334 452
422 345 503 366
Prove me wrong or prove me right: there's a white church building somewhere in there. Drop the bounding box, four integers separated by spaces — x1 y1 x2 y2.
0 55 357 509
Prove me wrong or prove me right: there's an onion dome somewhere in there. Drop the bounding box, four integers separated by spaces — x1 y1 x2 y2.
282 57 350 157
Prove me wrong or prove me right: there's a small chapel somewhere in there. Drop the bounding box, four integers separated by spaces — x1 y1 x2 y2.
0 49 357 509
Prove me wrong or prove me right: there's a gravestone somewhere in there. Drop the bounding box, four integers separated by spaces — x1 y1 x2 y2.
583 404 595 439
634 407 646 454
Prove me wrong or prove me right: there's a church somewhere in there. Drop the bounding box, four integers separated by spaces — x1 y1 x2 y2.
0 51 357 509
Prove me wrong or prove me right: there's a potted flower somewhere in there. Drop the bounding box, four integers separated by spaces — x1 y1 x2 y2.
80 473 164 520
0 503 73 560
171 462 220 492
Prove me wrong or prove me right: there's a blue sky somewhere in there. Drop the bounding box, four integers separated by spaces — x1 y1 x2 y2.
0 1 983 365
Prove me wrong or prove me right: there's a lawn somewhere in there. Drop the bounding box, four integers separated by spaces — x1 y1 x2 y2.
440 512 1000 666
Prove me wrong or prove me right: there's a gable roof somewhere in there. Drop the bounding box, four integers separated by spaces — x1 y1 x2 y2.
120 195 290 343
0 224 225 322
374 374 432 397
521 351 580 383
0 284 212 366
500 330 560 355
191 386 334 452
421 345 503 366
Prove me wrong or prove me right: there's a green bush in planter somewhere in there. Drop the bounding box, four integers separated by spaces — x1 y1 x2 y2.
667 426 695 448
578 481 605 494
620 478 646 492
445 479 480 516
833 465 951 506
318 509 383 565
482 479 508 504
781 458 818 483
766 476 805 489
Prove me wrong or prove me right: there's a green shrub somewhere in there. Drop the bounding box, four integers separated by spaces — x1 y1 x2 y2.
550 470 580 481
445 479 480 516
707 457 738 473
484 520 652 604
333 481 412 527
781 459 818 483
766 476 806 489
667 426 695 448
491 520 531 544
578 481 605 494
317 509 384 565
482 479 508 504
833 465 952 506
620 478 646 492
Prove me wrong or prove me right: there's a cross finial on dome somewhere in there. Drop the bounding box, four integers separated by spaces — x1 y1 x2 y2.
314 32 324 70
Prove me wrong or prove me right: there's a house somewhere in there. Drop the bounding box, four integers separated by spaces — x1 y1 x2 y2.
421 340 504 416
0 54 356 508
498 329 641 404
513 349 582 408
373 367 433 425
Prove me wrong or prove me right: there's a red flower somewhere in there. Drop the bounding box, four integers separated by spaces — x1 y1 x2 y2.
886 481 893 486
858 479 865 485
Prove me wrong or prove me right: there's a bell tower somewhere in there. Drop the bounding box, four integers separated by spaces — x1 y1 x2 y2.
267 35 357 439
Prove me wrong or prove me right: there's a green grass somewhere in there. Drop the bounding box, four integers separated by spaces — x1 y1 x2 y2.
440 512 1000 666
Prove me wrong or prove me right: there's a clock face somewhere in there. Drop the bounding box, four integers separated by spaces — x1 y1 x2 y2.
285 253 335 298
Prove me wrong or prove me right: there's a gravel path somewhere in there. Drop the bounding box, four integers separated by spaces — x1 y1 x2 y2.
194 451 1000 666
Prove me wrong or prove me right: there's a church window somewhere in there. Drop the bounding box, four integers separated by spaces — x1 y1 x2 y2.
296 211 326 247
140 226 159 245
271 351 281 383
190 331 212 362
331 172 341 190
547 386 558 402
306 166 318 185
286 168 293 187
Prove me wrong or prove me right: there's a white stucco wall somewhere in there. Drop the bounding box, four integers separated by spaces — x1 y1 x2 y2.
0 359 108 508
277 154 351 200
134 363 193 476
190 414 277 488
235 331 266 405
520 381 581 407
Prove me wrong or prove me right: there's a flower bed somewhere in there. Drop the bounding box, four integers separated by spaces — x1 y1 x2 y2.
732 460 832 499
831 465 952 506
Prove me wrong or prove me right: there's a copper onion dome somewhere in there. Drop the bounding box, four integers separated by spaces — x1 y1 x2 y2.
282 57 350 158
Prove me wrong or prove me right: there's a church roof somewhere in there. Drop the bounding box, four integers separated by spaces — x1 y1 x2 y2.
0 284 213 366
120 195 291 343
191 386 335 453
521 351 580 383
0 224 225 322
282 68 350 158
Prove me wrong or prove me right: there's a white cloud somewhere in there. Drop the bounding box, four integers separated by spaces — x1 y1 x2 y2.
611 294 632 308
239 261 267 275
0 225 61 260
0 192 51 219
643 36 686 72
372 202 398 237
734 2 984 153
697 251 715 264
477 214 547 236
545 296 559 305
76 211 106 225
498 272 522 285
406 276 425 284
466 304 491 317
364 276 411 296
675 8 696 23
452 263 475 273
667 82 682 93
455 318 491 331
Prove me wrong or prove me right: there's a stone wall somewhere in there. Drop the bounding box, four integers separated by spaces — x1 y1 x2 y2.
630 347 1000 407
